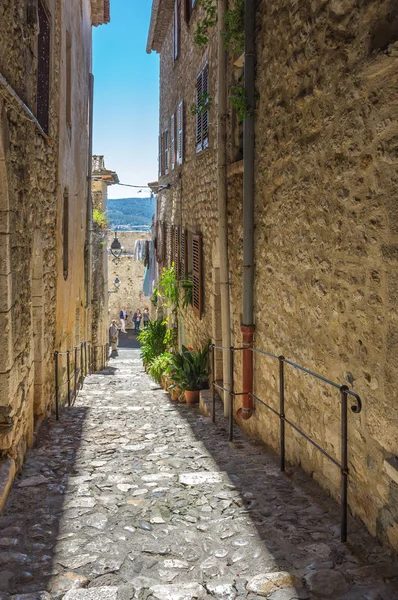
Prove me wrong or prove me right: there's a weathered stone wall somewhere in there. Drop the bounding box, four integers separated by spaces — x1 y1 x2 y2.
154 0 398 551
157 3 222 355
0 0 97 508
107 231 152 330
230 0 398 551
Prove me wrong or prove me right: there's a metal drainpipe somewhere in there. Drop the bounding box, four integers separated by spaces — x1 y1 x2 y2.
237 0 255 421
217 0 232 416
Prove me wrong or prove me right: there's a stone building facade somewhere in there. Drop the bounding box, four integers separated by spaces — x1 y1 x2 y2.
148 0 398 550
108 231 152 329
91 156 119 370
0 1 110 509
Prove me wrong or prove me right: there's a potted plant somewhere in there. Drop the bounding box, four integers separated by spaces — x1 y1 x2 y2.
169 341 211 404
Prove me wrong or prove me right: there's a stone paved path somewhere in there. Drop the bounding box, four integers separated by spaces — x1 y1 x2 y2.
1 349 398 600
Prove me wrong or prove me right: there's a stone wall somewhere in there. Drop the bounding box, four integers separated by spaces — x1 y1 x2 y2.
107 231 152 330
153 0 398 550
0 0 101 509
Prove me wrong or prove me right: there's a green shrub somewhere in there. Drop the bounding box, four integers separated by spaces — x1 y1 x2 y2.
148 352 172 385
169 341 211 392
138 319 169 366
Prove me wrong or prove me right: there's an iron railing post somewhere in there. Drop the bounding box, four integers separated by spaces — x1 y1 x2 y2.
229 346 234 442
211 345 215 423
67 351 71 407
279 355 285 472
80 343 84 388
74 346 78 401
340 385 349 543
54 351 59 420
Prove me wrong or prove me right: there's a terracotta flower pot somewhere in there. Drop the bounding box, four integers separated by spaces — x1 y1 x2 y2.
184 390 199 405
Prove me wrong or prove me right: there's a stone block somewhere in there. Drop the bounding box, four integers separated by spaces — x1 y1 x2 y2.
0 234 10 276
0 211 10 235
0 363 19 408
62 588 118 600
0 309 12 372
0 273 12 313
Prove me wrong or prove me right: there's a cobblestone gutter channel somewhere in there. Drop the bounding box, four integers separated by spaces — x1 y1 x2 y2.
0 349 397 599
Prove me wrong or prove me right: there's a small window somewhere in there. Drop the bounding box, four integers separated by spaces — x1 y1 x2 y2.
173 0 181 62
195 64 209 153
63 188 69 280
37 0 50 133
159 131 169 176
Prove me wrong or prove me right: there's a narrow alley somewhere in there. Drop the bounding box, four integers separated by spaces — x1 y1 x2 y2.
1 348 398 600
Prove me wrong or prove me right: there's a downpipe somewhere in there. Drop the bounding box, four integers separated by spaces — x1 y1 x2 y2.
238 0 256 420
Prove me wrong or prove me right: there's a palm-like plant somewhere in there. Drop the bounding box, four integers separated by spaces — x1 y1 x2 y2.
168 341 211 392
138 319 169 366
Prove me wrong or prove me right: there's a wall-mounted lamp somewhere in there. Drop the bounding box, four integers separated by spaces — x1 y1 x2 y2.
110 232 123 263
108 276 121 295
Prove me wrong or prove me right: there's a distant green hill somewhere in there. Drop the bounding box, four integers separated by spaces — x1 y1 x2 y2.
107 197 155 230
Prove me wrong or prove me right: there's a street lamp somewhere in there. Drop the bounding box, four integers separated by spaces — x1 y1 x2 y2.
108 276 121 295
110 232 123 263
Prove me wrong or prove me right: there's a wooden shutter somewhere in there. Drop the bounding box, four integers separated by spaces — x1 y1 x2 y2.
174 226 180 279
164 129 169 175
192 234 203 318
177 100 183 165
180 228 187 280
169 224 174 266
171 114 176 170
202 65 209 149
196 72 203 153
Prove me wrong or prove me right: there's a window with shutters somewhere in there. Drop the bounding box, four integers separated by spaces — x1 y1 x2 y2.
195 64 209 153
173 0 181 62
159 130 169 176
171 113 176 170
177 100 183 165
192 234 203 318
37 0 51 134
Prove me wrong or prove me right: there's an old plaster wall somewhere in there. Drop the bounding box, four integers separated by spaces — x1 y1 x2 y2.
55 0 93 352
91 179 109 369
157 2 223 354
0 0 97 508
228 0 398 550
107 231 152 329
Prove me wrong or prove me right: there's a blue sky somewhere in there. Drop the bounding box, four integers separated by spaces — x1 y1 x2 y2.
93 0 159 199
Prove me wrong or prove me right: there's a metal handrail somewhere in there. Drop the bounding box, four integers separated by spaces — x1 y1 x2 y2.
54 341 109 420
210 344 363 543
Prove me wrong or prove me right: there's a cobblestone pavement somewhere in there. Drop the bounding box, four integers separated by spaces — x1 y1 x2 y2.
1 349 398 600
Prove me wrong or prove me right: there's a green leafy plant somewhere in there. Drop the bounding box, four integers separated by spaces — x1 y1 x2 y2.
181 279 193 309
230 83 251 122
223 0 244 55
194 0 217 46
138 319 169 366
93 208 108 229
158 265 179 308
151 287 159 307
190 91 213 117
168 341 211 392
148 352 172 385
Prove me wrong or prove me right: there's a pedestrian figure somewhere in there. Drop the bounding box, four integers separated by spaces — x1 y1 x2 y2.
133 308 142 333
143 307 150 328
109 319 119 354
120 306 128 333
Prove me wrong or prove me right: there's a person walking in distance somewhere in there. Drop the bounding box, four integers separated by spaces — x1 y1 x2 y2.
119 306 127 333
133 308 141 333
109 319 119 355
143 307 150 328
